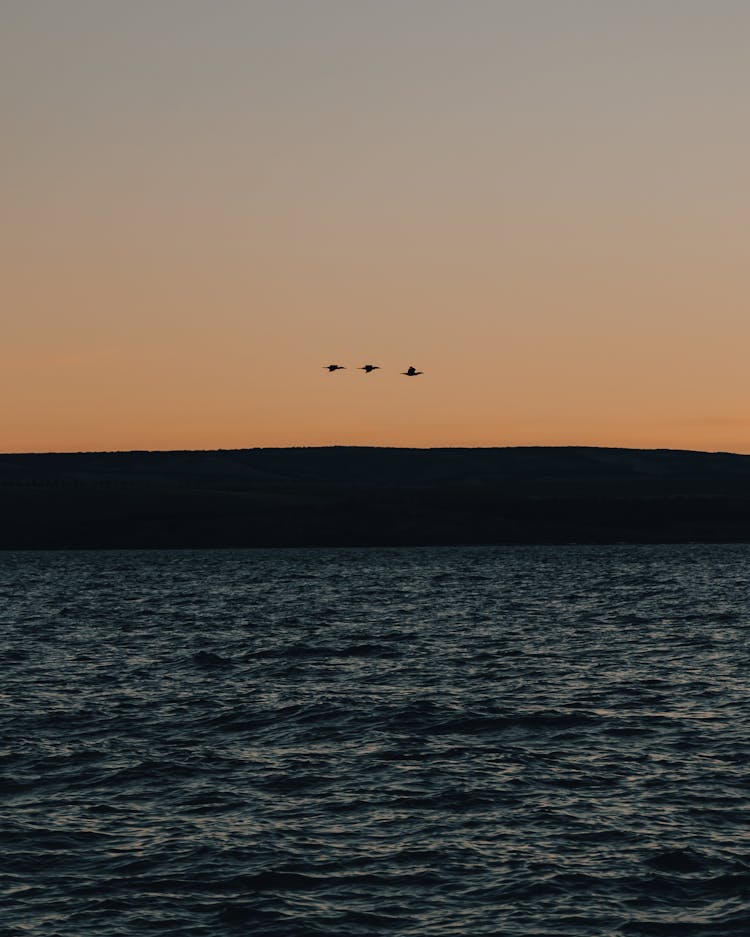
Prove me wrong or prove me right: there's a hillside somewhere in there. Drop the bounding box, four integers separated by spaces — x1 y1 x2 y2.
2 446 750 548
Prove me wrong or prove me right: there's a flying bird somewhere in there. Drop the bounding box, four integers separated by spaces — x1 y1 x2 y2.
359 364 380 373
323 364 346 372
401 366 423 376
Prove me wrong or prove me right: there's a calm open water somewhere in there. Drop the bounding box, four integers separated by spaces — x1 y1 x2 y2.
1 545 749 936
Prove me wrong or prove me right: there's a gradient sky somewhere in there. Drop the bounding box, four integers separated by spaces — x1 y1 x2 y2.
3 0 749 453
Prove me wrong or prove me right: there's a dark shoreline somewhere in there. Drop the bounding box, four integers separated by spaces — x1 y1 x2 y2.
3 445 750 549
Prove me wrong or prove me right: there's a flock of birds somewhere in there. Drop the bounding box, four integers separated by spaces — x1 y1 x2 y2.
324 364 424 376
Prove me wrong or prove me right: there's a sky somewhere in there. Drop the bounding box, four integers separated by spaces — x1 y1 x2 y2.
2 0 749 453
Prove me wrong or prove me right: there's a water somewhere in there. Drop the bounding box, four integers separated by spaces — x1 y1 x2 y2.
1 545 749 936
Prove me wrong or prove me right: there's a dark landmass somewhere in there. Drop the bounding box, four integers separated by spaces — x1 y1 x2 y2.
2 446 750 548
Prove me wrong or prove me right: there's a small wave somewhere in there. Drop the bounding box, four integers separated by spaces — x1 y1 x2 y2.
645 848 710 874
193 650 234 669
252 642 399 661
216 905 284 926
386 706 603 736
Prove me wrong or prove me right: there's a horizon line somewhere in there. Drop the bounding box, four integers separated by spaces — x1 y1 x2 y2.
1 444 747 458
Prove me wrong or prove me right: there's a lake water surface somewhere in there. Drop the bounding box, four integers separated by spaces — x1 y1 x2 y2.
1 546 749 936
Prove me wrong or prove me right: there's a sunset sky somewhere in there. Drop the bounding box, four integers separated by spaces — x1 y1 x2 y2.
3 1 749 453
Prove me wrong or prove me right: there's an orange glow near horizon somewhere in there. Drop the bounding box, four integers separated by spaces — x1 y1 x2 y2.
2 2 749 455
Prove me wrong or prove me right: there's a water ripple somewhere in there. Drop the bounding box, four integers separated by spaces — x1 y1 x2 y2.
1 545 749 935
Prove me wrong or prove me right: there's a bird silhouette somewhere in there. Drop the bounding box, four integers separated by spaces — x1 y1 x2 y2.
401 366 423 376
323 364 346 372
359 364 380 373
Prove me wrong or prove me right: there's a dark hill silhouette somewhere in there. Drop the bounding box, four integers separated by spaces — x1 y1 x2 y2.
2 446 750 548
